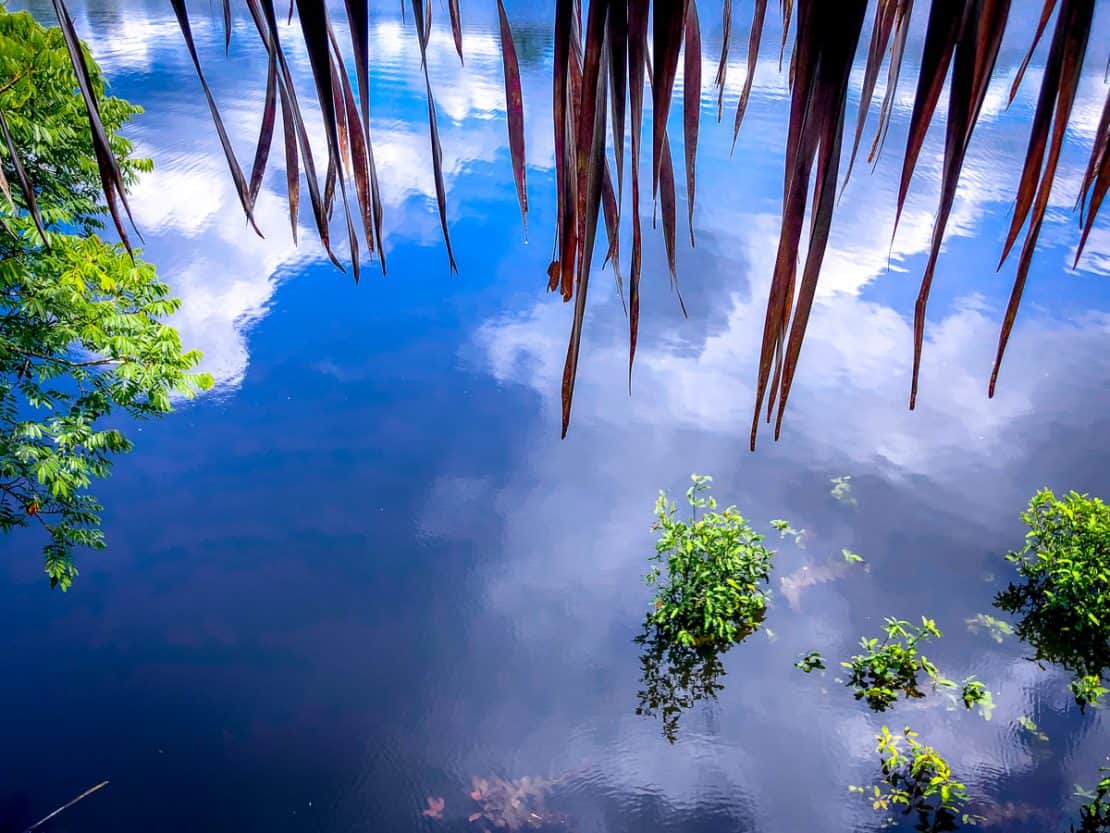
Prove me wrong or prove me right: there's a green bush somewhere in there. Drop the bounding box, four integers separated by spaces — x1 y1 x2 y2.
851 726 975 832
635 475 777 741
843 617 949 712
644 475 776 648
995 489 1110 710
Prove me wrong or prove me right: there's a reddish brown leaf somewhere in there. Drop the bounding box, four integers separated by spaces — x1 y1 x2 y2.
167 0 258 238
562 0 610 438
652 0 688 197
714 0 732 122
248 47 278 205
1007 0 1057 105
750 0 868 448
0 105 46 243
410 0 458 272
52 0 145 250
449 0 464 64
992 0 1095 396
892 0 965 236
1074 87 1109 266
552 0 578 300
866 0 914 166
842 0 898 189
779 0 794 69
601 158 623 296
731 0 767 151
607 0 628 201
627 0 648 387
683 0 701 247
497 0 528 238
909 0 1010 409
222 0 232 53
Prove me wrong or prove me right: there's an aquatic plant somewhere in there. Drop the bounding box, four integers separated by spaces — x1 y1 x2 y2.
959 677 993 720
1073 768 1110 833
467 774 568 831
636 474 774 740
995 489 1110 711
843 617 949 712
1015 715 1050 744
12 0 1106 445
830 475 857 507
634 629 727 744
795 651 825 673
965 614 1013 645
851 726 976 833
645 475 775 649
0 9 210 588
770 518 806 548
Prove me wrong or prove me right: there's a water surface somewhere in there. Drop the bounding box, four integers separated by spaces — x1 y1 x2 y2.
1 3 1109 833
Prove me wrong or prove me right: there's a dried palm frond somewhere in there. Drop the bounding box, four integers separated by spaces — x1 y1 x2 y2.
19 0 1109 445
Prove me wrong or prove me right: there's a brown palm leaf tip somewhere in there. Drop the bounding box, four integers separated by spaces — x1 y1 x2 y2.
38 0 1110 443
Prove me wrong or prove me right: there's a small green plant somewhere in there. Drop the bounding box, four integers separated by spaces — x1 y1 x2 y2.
842 548 865 564
843 617 949 711
830 475 858 506
965 613 1013 644
770 517 806 547
959 677 993 720
1016 715 1050 743
1072 675 1108 712
637 475 777 742
995 489 1110 711
645 475 776 648
795 651 825 673
1073 767 1110 832
851 726 976 832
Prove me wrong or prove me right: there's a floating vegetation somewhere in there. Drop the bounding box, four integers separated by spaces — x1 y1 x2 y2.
830 475 858 507
850 726 977 833
959 677 993 721
1016 716 1050 744
770 518 807 548
842 617 949 712
1073 767 1110 833
636 475 775 741
422 797 446 819
994 490 1110 711
795 651 825 674
965 614 1013 645
467 775 569 831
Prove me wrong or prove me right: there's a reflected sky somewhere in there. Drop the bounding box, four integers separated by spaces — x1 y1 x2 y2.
1 2 1108 833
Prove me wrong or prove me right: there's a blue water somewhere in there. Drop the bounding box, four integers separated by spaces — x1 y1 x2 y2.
1 2 1109 832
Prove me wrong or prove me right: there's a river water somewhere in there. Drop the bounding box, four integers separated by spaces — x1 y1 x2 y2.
1 2 1108 832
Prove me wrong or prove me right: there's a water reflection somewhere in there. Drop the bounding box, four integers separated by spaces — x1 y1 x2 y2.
0 1 1108 832
635 623 731 744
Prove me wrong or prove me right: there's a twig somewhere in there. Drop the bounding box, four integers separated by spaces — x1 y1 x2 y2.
22 780 109 833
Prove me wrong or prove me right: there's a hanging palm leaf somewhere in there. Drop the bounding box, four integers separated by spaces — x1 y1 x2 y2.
38 0 1110 446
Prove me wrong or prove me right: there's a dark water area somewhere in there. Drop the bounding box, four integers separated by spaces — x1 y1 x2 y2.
1 2 1109 832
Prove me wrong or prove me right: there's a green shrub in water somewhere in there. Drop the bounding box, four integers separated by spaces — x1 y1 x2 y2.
636 475 777 741
843 617 948 711
851 726 975 832
995 489 1110 711
645 475 775 648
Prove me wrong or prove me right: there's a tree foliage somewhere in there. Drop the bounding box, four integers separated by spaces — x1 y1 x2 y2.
0 9 211 588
